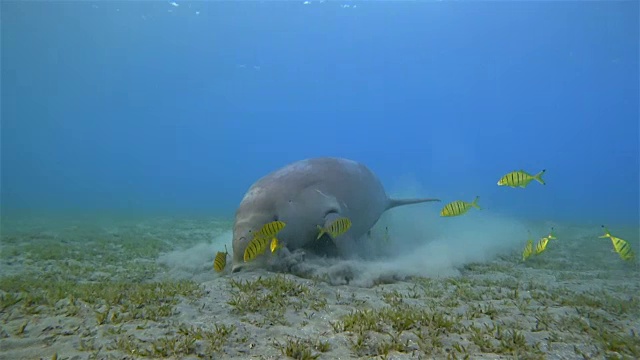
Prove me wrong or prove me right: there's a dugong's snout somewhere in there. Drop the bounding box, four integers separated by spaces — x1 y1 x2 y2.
231 235 248 272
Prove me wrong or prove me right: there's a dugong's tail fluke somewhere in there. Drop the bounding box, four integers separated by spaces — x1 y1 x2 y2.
386 197 441 210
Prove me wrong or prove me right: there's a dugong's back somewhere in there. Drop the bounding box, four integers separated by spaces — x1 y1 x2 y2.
253 157 389 213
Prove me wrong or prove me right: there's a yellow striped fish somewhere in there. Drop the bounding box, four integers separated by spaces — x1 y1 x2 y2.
534 228 557 255
600 226 635 261
534 238 549 255
522 239 534 261
610 237 634 261
440 196 480 217
243 220 287 262
213 245 228 272
270 238 280 253
244 235 272 262
317 217 352 239
253 220 286 240
497 169 546 188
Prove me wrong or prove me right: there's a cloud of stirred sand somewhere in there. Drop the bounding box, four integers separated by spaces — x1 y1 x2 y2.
156 230 234 282
158 177 537 286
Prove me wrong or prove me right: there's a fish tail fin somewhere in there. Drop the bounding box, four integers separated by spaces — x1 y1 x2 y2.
534 169 546 185
471 196 481 209
316 225 326 240
386 197 441 210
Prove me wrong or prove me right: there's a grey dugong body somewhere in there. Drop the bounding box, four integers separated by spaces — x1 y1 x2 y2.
231 157 440 272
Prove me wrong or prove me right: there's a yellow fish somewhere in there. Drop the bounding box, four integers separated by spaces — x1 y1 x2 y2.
497 169 546 188
317 217 352 239
534 228 557 255
244 220 287 262
214 245 228 272
535 238 549 255
244 235 271 262
270 238 280 253
600 226 635 261
522 239 534 261
254 220 286 240
440 196 480 217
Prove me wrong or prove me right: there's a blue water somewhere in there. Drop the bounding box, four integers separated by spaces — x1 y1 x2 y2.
2 1 638 226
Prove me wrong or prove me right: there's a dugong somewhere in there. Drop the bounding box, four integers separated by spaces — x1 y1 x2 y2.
231 157 440 272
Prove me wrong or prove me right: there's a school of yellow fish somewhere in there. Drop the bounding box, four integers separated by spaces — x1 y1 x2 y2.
214 168 635 272
439 169 635 263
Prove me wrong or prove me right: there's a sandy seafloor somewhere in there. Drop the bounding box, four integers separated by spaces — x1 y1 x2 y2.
0 214 638 360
